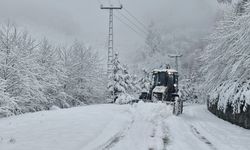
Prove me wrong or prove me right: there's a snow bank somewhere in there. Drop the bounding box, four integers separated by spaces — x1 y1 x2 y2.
49 105 61 110
132 101 171 121
115 93 135 104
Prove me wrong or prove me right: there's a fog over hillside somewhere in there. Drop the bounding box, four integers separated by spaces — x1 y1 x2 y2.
0 0 219 64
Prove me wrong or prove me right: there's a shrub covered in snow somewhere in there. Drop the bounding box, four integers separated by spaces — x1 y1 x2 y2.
108 53 139 104
115 93 135 104
137 69 151 92
50 105 61 111
179 79 199 103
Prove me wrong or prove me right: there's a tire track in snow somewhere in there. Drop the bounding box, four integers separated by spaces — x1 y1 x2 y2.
80 107 135 150
101 132 125 150
100 103 172 150
148 120 170 150
162 122 169 150
190 125 217 150
99 118 135 150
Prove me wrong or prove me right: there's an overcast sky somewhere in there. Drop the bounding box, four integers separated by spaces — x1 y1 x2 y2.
0 0 219 63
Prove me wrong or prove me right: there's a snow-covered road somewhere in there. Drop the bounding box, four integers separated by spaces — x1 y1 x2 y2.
0 102 249 150
166 105 250 150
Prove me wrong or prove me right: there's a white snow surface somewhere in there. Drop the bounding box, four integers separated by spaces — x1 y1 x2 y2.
115 93 135 104
0 103 249 150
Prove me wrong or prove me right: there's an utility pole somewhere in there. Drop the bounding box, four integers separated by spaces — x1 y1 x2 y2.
101 4 123 75
168 54 183 72
101 4 122 101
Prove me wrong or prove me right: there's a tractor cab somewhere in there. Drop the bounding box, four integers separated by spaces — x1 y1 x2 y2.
152 69 178 91
150 69 179 102
139 68 183 115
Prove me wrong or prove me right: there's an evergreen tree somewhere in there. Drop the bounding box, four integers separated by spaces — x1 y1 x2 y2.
138 69 151 92
108 53 137 104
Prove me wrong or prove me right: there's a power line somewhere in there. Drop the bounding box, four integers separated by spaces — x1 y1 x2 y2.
122 6 164 43
115 14 162 52
115 0 148 31
102 0 148 39
123 7 148 31
114 14 163 52
114 14 146 39
118 6 163 51
110 3 163 52
117 11 148 35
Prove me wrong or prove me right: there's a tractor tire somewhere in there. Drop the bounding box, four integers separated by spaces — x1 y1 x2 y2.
173 96 182 116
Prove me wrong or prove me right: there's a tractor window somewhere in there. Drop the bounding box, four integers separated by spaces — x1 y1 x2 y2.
169 73 178 85
168 74 174 85
173 73 178 84
152 74 157 86
157 72 167 86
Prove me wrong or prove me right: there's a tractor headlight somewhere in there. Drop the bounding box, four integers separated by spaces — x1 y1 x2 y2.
173 84 177 88
173 84 178 90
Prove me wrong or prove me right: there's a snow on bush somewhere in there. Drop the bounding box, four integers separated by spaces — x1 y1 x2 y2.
137 69 151 92
209 80 250 113
179 79 199 103
115 93 135 104
201 1 250 113
50 105 61 111
108 53 139 104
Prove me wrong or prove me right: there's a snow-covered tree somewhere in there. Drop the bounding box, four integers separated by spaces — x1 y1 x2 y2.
0 22 106 117
64 41 105 104
201 1 250 114
138 69 151 92
35 39 76 108
0 79 18 117
179 78 199 103
108 53 137 104
145 22 162 54
0 23 48 113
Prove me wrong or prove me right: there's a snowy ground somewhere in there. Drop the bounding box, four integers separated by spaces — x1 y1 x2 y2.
0 102 249 150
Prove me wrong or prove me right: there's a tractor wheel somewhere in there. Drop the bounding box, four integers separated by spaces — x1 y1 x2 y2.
152 94 158 102
173 96 182 116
